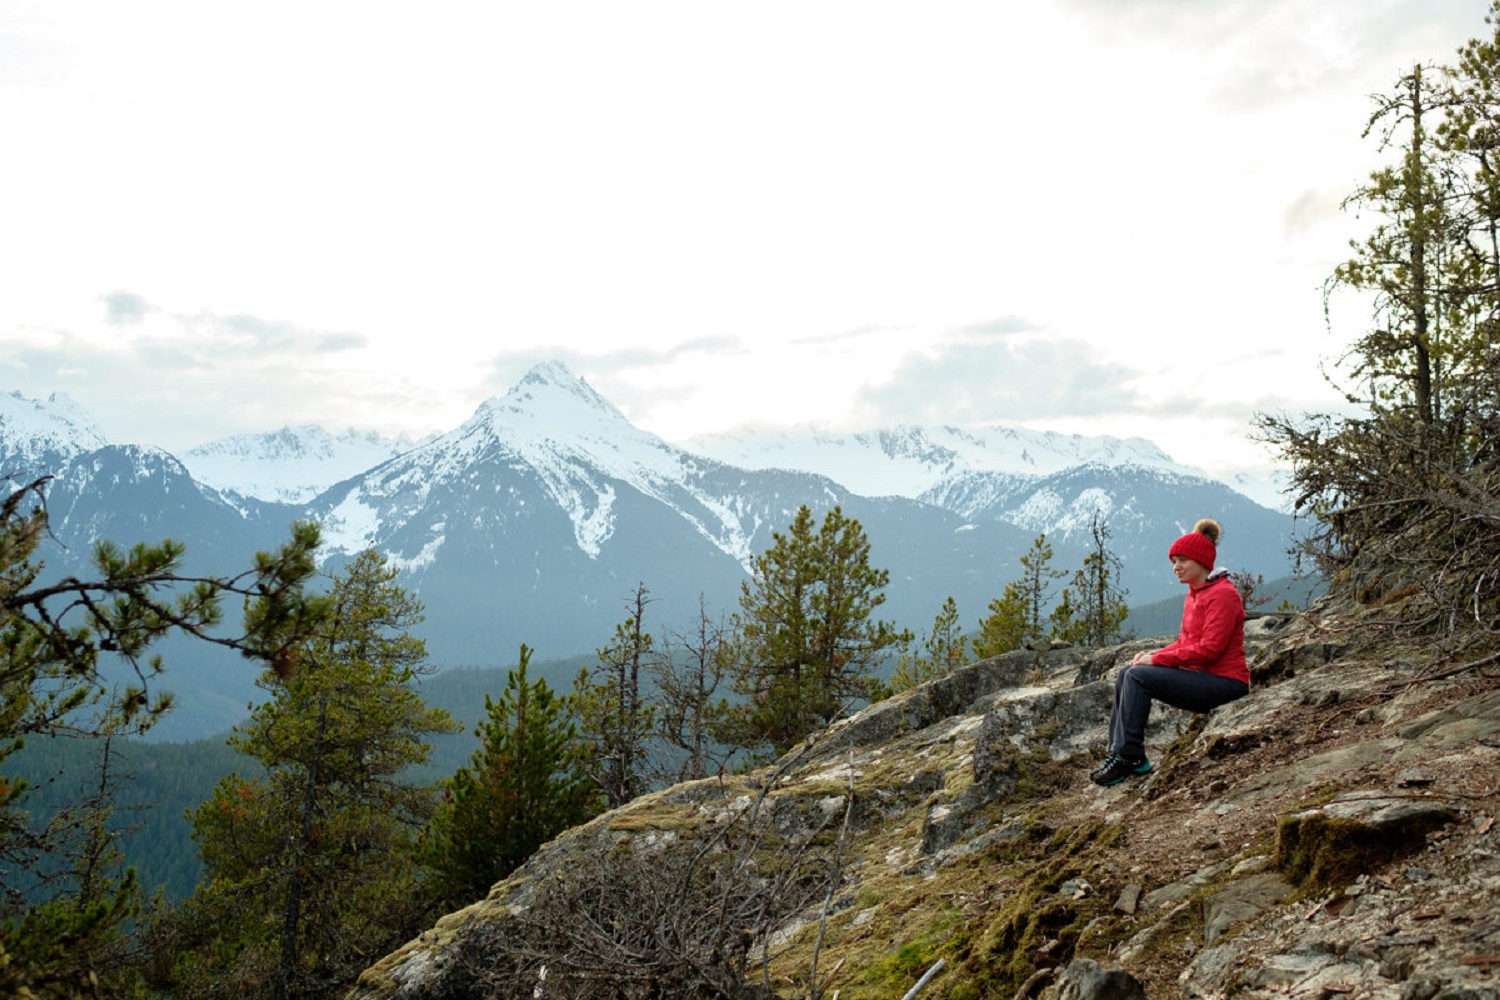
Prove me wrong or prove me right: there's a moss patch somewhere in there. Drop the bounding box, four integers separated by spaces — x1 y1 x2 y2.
935 821 1118 999
1274 799 1458 892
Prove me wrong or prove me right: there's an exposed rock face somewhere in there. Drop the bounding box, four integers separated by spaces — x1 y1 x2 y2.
350 606 1500 1000
1052 958 1149 1000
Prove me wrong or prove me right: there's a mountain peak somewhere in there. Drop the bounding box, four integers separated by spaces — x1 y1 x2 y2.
518 358 581 385
519 359 606 398
0 390 108 470
473 363 633 440
508 361 620 415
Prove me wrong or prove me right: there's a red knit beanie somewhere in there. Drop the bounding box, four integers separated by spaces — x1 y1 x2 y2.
1168 520 1218 570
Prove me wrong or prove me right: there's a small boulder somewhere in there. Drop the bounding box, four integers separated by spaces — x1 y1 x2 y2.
1113 883 1143 916
1048 958 1147 1000
1275 791 1459 890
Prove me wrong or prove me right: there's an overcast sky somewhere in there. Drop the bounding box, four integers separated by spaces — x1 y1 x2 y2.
0 0 1486 483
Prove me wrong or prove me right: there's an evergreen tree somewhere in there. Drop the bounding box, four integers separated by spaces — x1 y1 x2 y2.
421 645 601 910
1258 13 1500 629
1 476 326 997
1440 12 1500 421
175 550 456 1000
1330 63 1456 428
1047 587 1084 646
1066 514 1131 647
2 480 324 750
729 505 911 754
572 583 657 807
974 535 1063 657
973 582 1029 659
1017 534 1066 640
890 596 969 692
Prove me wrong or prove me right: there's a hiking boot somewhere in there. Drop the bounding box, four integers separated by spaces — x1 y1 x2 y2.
1091 753 1152 787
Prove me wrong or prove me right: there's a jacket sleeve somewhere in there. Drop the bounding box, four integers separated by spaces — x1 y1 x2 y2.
1152 585 1240 669
1152 600 1192 662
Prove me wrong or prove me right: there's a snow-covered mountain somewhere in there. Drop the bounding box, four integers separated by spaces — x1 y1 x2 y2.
182 425 420 505
2 365 1300 739
683 422 1292 512
922 462 1293 586
1226 467 1292 511
315 360 773 569
681 423 1183 499
0 389 108 474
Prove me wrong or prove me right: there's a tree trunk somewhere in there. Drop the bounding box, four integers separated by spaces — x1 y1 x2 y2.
1409 65 1435 426
276 690 328 1000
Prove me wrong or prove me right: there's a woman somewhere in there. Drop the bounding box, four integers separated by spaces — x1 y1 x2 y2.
1092 518 1250 787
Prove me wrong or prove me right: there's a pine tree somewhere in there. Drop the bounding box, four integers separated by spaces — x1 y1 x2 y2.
176 550 456 1000
1017 534 1066 641
1 476 327 997
890 596 969 692
572 583 657 807
1258 14 1500 628
729 505 910 754
421 645 601 910
1440 10 1500 423
1066 514 1130 647
1329 64 1458 427
974 535 1063 657
1047 587 1084 646
2 481 325 750
973 582 1029 659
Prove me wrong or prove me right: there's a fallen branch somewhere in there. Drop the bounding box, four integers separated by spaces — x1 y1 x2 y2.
807 751 855 999
902 958 946 1000
1410 648 1500 684
1010 965 1054 1000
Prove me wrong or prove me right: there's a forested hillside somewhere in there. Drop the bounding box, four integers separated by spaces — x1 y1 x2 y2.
7 738 254 902
5 653 590 902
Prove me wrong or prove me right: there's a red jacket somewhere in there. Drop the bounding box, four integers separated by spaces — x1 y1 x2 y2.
1152 571 1248 684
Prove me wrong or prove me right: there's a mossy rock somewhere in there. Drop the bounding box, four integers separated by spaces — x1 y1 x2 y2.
1274 791 1458 891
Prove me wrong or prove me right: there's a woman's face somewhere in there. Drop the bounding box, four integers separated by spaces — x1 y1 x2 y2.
1171 554 1210 587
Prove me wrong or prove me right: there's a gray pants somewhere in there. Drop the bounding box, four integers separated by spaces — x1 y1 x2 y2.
1108 664 1249 759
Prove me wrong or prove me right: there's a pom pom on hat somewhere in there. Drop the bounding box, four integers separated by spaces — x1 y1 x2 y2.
1169 518 1220 570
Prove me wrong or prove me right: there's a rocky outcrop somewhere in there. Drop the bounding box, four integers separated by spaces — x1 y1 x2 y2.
350 606 1500 1000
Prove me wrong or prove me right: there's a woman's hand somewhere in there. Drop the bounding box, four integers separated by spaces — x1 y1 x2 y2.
1130 651 1155 667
